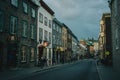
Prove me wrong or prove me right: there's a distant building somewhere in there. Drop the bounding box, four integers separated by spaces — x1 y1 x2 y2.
79 40 87 59
0 0 38 69
93 41 99 56
108 0 120 72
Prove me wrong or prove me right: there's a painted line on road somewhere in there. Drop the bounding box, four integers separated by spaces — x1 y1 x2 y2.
95 61 103 80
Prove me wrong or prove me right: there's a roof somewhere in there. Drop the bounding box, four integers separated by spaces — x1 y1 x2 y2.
40 0 54 15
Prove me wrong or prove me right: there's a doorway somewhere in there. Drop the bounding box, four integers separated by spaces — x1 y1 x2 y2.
7 43 18 68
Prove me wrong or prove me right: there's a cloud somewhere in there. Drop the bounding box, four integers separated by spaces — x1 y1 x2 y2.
44 0 110 39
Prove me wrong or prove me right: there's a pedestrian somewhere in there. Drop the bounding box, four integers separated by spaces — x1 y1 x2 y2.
38 41 49 67
104 51 110 66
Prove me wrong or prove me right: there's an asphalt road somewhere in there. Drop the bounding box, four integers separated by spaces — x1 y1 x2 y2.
20 59 100 80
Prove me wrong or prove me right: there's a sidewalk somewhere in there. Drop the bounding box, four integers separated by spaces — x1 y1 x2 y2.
0 64 63 80
97 64 120 80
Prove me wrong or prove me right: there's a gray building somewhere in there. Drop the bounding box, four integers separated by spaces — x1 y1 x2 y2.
0 0 38 70
52 18 62 64
108 0 120 72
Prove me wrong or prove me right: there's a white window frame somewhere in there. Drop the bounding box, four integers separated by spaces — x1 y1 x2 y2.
53 35 55 44
49 20 52 28
115 28 119 49
39 13 43 23
21 46 26 62
31 25 34 39
32 8 35 18
49 32 52 43
30 47 34 61
39 28 43 40
53 23 55 30
10 16 17 34
44 30 48 41
23 2 28 13
22 21 27 37
44 17 48 26
11 0 18 7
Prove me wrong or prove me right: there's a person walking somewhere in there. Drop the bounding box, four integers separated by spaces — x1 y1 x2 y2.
38 41 49 68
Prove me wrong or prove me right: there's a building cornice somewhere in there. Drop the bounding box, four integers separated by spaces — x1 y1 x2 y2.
40 0 54 15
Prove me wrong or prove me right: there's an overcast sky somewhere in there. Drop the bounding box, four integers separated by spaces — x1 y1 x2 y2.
44 0 110 40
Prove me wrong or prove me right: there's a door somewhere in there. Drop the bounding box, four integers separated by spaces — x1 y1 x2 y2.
7 43 18 68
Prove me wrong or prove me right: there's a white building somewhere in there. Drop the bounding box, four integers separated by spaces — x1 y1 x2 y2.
37 0 54 66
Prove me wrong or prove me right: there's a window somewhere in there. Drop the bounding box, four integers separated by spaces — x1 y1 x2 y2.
39 28 43 40
44 30 48 41
44 17 48 26
115 28 119 49
0 11 4 32
56 25 58 32
49 32 52 43
21 46 26 62
59 28 62 33
10 16 17 34
39 13 43 23
31 8 35 18
30 47 34 61
53 35 55 44
30 25 35 39
114 0 118 16
23 2 28 13
11 0 18 7
49 48 51 59
49 20 52 28
53 23 55 30
22 21 27 37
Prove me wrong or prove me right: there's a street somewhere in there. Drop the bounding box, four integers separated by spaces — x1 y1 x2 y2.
17 59 100 80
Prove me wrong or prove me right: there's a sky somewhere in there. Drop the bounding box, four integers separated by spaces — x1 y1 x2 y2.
44 0 110 40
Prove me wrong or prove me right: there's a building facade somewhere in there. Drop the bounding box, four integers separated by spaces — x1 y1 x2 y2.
0 0 38 69
37 0 54 66
108 0 120 72
52 18 62 64
99 13 112 65
66 28 72 62
79 40 87 58
62 24 68 63
72 33 78 60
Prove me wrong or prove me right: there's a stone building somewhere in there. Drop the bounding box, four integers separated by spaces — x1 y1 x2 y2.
66 27 73 62
108 0 120 72
62 23 68 63
0 0 38 70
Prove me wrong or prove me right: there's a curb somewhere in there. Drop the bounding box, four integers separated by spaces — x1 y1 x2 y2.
7 64 68 80
95 61 103 80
